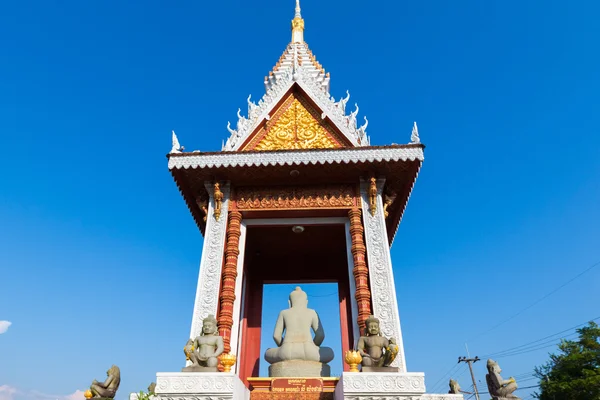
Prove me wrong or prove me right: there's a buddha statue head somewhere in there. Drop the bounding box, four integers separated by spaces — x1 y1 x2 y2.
289 287 308 308
365 315 381 336
202 314 218 336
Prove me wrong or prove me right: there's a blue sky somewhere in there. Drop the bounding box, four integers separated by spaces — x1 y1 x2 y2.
1 0 599 399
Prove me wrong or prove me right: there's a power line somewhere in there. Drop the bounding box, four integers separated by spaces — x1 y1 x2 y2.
470 259 600 340
429 362 465 393
481 316 600 359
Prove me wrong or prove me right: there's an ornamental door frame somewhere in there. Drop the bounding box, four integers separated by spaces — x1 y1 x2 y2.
232 216 360 377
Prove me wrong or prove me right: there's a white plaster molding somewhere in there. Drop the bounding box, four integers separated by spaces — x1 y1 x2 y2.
154 372 249 400
335 372 426 400
222 41 371 151
339 397 462 400
360 178 406 371
169 147 424 171
189 182 230 340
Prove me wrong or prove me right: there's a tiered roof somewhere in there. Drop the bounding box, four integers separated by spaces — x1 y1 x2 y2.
168 0 424 244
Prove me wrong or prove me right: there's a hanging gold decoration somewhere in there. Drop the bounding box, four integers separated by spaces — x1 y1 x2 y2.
254 98 340 151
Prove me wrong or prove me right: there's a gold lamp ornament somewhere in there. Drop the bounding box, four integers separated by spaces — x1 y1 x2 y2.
220 353 237 373
344 350 362 372
84 390 93 399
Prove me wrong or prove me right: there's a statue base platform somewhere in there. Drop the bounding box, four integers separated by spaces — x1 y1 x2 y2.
248 377 339 400
181 365 218 372
361 366 399 373
268 361 331 377
132 372 249 400
334 372 464 400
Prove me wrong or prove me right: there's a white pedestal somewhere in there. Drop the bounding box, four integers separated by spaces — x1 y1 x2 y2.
149 372 249 400
334 372 464 400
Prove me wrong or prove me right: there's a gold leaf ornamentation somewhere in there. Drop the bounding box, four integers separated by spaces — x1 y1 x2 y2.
254 98 340 151
236 185 356 210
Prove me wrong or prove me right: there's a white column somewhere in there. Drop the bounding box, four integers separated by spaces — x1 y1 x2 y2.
360 178 407 371
189 181 231 340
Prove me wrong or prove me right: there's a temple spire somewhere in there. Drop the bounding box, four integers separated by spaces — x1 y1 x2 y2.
291 0 305 43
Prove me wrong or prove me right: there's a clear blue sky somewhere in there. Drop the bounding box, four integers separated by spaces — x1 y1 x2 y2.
1 1 599 399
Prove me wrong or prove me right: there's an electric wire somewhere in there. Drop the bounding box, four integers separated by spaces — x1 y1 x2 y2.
481 316 600 359
470 259 600 340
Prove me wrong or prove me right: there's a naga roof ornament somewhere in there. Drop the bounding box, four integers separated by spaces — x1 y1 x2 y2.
223 0 370 152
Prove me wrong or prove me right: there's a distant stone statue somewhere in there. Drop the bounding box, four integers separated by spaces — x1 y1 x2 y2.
182 314 224 372
264 286 334 377
88 365 120 399
147 383 156 394
486 359 520 400
449 379 461 394
357 315 399 372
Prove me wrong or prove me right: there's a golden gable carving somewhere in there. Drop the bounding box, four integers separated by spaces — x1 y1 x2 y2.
252 98 342 151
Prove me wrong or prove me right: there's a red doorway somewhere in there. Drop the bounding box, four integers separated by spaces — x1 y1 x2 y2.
237 224 355 385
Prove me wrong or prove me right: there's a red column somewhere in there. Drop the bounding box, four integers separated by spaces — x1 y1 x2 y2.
348 207 371 336
218 210 242 354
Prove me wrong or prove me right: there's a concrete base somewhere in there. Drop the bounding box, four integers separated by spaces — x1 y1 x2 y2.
334 372 464 400
268 360 331 377
135 372 250 400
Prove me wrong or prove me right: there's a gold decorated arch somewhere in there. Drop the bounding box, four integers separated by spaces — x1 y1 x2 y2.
242 92 346 151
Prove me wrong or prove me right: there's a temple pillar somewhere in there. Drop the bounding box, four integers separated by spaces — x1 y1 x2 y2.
360 177 407 372
189 182 230 340
218 210 243 354
348 207 371 335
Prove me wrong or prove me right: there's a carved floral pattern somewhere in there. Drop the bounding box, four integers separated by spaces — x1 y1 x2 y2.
190 183 230 340
235 185 356 210
169 147 424 171
218 211 242 354
248 95 342 151
360 179 405 371
341 373 425 394
348 208 371 334
156 375 235 393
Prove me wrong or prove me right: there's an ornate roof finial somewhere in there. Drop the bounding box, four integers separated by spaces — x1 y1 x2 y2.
171 130 184 153
410 121 420 144
291 0 305 43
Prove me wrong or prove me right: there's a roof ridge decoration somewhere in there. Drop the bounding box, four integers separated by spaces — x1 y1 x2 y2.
223 0 370 152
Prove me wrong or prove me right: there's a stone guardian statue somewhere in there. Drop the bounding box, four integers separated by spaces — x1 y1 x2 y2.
357 315 399 372
182 314 224 372
86 365 120 399
264 286 334 377
486 359 521 400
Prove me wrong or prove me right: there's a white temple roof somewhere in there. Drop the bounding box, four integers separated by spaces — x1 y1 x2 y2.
222 0 370 151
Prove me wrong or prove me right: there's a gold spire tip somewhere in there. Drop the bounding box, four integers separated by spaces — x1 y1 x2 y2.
291 0 304 42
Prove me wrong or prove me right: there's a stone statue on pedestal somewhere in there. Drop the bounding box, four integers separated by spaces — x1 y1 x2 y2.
86 365 120 399
486 359 520 400
357 315 399 372
264 286 334 377
182 314 224 372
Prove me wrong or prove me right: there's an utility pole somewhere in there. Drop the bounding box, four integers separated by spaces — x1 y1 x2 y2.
458 356 481 400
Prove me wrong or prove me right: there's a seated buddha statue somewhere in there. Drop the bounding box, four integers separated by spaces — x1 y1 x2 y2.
264 287 334 377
